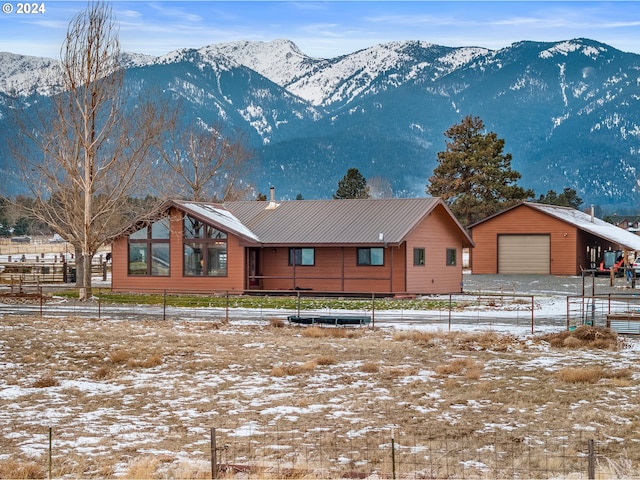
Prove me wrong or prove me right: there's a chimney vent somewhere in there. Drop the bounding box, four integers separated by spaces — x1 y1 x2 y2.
591 204 595 223
266 186 279 210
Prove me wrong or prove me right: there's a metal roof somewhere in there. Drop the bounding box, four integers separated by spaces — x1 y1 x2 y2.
526 203 640 251
470 202 640 251
224 197 473 246
173 197 474 247
172 201 261 243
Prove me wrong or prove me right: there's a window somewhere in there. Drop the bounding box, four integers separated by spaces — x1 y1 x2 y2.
128 218 171 276
183 215 227 276
446 248 457 266
413 248 425 266
289 248 315 266
357 247 384 266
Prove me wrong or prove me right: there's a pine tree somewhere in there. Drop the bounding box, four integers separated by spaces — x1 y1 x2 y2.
427 115 533 226
334 168 370 199
537 188 583 209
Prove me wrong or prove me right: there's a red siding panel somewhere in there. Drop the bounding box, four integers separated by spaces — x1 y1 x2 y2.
470 205 580 275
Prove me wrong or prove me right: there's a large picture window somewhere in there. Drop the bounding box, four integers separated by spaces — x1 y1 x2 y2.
128 218 170 276
289 247 315 266
183 215 227 276
357 247 384 266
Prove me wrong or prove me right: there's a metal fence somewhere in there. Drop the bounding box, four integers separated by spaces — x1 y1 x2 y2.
0 288 568 333
209 426 601 479
567 294 640 333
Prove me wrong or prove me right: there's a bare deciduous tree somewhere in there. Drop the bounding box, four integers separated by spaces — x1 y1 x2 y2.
15 1 164 299
159 121 254 202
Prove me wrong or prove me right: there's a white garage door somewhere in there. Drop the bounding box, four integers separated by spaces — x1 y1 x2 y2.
498 234 550 274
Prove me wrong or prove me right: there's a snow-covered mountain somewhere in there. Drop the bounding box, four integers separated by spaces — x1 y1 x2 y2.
2 38 640 210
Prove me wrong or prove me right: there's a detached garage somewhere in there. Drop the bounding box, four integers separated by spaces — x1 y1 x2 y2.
498 234 550 274
469 202 640 276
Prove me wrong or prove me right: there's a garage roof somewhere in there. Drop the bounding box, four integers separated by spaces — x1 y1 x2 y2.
473 202 640 251
527 203 640 251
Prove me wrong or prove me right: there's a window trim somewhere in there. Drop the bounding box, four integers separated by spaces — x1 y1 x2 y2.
127 218 171 276
289 247 315 266
357 247 385 266
183 215 228 277
413 247 425 266
446 248 457 267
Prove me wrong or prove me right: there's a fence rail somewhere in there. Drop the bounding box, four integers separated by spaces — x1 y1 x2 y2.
567 294 640 333
0 287 565 332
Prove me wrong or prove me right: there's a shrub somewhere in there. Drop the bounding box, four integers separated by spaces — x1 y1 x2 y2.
556 367 606 384
138 354 163 369
32 374 59 388
315 355 336 366
269 317 285 328
0 460 44 479
109 349 131 364
360 362 380 373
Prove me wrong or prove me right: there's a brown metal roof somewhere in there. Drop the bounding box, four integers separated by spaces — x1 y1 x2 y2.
223 197 473 247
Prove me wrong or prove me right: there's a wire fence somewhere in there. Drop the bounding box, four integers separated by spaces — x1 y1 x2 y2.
0 287 569 333
210 426 603 479
32 425 605 479
567 294 640 334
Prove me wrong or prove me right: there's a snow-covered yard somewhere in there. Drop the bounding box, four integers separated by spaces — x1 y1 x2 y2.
1 296 640 478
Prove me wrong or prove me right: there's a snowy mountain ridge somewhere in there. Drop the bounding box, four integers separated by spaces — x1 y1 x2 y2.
1 39 491 105
2 37 640 209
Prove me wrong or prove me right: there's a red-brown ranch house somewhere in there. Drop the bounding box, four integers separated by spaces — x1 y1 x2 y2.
111 194 474 295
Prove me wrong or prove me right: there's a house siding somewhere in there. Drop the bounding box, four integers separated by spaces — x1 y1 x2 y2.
405 204 464 293
470 205 580 275
259 246 406 293
111 208 246 293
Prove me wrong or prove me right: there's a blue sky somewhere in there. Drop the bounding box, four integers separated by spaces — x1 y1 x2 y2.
2 1 640 59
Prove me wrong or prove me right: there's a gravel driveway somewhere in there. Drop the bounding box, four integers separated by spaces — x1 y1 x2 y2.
462 272 638 297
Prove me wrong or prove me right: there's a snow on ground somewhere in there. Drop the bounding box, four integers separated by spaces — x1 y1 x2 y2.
2 272 640 477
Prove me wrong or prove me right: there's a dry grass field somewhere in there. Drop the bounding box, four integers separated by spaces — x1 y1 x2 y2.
1 315 640 479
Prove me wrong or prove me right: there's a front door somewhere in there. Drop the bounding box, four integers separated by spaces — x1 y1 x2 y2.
248 248 261 288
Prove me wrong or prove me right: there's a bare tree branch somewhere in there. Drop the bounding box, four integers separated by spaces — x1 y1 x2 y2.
12 1 165 299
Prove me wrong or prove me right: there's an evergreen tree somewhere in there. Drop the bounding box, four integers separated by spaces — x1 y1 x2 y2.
537 188 583 209
427 115 533 226
334 168 370 199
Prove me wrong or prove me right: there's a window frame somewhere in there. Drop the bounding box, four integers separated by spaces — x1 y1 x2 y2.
288 247 315 266
127 218 171 276
446 248 457 267
413 247 425 266
357 247 385 266
183 215 228 277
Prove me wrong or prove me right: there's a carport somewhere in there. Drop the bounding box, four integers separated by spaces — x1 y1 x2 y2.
469 202 640 276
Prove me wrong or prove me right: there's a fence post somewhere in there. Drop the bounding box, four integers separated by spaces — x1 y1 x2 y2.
531 295 534 334
371 292 375 328
163 290 167 321
98 289 101 319
448 294 452 331
225 291 229 322
211 427 217 479
588 438 595 479
391 427 396 479
39 287 43 318
48 426 52 480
